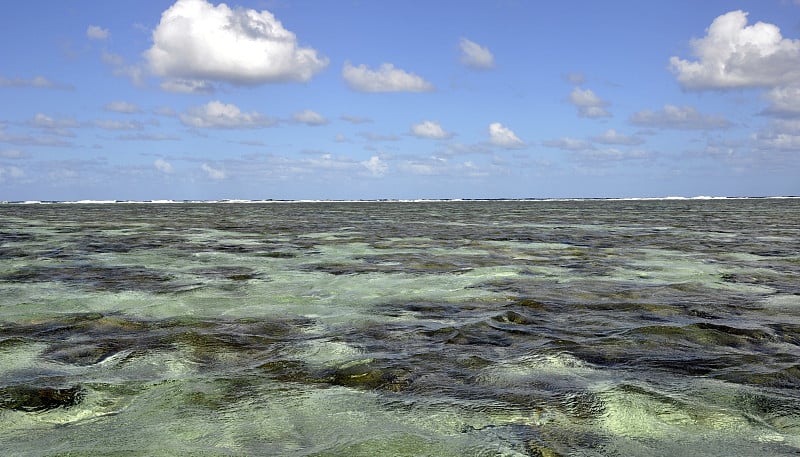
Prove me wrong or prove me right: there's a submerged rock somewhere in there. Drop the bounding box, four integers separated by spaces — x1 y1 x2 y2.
0 385 84 412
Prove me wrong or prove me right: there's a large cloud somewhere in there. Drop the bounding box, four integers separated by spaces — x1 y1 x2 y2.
180 101 276 128
342 62 434 93
670 10 800 90
145 0 328 89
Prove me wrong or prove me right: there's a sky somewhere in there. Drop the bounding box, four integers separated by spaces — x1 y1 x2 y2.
1 0 800 201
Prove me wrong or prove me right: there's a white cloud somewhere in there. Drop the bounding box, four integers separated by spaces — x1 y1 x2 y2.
145 0 328 87
361 156 388 176
334 133 348 143
160 78 216 94
542 137 593 151
488 122 525 149
754 119 800 151
201 163 226 179
86 25 109 40
762 86 800 118
459 38 495 69
93 120 145 131
342 62 434 93
101 51 145 87
670 10 800 90
0 75 73 90
340 114 372 124
564 72 585 85
630 104 731 130
292 110 328 126
180 101 276 128
154 158 174 173
0 166 24 182
591 129 644 145
104 101 141 113
29 114 79 129
0 149 29 159
410 121 453 139
568 88 611 118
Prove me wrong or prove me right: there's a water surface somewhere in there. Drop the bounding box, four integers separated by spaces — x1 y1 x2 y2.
1 200 799 456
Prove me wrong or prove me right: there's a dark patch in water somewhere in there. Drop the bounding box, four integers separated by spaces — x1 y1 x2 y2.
0 384 84 412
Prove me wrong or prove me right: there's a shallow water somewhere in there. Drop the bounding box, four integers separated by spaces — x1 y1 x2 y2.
1 200 799 456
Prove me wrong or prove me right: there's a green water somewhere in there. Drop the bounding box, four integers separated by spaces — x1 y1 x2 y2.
1 200 799 455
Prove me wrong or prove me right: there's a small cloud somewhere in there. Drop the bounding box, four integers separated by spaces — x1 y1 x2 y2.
359 132 400 142
292 109 328 126
334 133 348 143
0 149 29 159
340 114 372 124
154 158 173 173
101 51 145 87
0 75 73 90
591 129 645 145
568 88 611 118
104 101 141 113
542 137 593 151
0 166 24 182
361 156 388 176
564 72 586 85
342 62 434 93
761 86 800 118
201 163 226 180
630 104 731 130
488 122 525 149
93 119 144 131
144 0 328 86
118 133 179 141
29 113 79 129
154 106 177 117
86 25 109 40
459 38 495 69
410 120 453 139
160 78 216 94
180 101 276 129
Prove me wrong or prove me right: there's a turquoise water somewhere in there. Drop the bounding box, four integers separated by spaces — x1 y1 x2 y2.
1 200 799 456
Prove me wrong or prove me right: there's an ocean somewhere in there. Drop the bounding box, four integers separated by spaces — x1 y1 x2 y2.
1 199 798 456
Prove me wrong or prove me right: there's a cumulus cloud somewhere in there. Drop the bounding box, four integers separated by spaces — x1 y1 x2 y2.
292 109 328 126
86 25 109 40
670 10 800 90
180 101 276 128
361 156 388 176
0 75 73 90
104 101 141 113
410 121 453 139
342 62 434 93
201 163 226 179
160 79 216 94
754 119 800 151
488 122 525 149
591 129 645 145
145 0 327 88
630 104 731 130
154 158 174 173
569 88 611 118
459 38 495 69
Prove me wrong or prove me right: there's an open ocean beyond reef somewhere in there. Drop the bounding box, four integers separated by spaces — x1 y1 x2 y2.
1 199 799 456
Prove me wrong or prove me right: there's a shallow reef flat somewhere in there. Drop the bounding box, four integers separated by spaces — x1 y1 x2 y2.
1 200 799 456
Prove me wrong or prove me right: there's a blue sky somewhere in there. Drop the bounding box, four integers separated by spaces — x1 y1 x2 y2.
1 0 799 200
